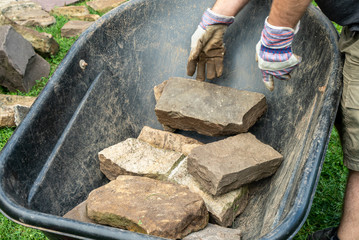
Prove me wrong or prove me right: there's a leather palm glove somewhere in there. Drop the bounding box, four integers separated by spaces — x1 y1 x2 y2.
256 17 301 91
187 9 234 81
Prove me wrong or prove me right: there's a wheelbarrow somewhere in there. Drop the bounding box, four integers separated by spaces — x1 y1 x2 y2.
0 0 342 239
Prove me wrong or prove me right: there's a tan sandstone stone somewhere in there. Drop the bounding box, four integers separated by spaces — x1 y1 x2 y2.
188 133 283 196
86 0 127 14
0 93 36 127
155 77 267 136
1 1 56 27
63 201 95 224
183 223 242 240
87 175 209 239
137 126 203 155
61 20 93 38
169 157 249 227
50 6 100 21
98 138 183 180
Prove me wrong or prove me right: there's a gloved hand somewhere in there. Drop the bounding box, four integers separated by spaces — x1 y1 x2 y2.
256 17 301 91
187 8 234 81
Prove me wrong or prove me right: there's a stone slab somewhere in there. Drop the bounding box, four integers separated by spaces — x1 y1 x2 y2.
188 133 283 196
155 77 267 136
1 1 56 27
22 53 50 92
98 138 183 180
61 20 93 38
86 0 127 14
0 94 36 127
63 200 96 224
183 223 242 240
137 126 203 155
169 157 248 227
87 175 209 239
30 0 81 12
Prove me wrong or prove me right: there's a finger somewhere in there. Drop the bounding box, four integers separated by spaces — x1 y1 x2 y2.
196 55 206 81
187 58 198 76
206 60 216 80
276 73 291 81
262 71 274 91
215 57 224 78
293 54 302 63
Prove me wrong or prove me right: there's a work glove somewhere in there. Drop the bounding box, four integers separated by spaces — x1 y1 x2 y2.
187 8 234 81
256 17 301 91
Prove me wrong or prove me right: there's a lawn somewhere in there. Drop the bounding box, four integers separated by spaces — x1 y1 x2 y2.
0 1 346 239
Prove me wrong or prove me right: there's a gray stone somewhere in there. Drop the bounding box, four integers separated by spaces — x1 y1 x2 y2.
87 175 209 239
155 78 267 136
183 223 242 240
86 0 127 14
0 26 49 92
61 20 93 38
188 133 283 196
137 126 203 155
98 138 183 180
63 201 96 224
1 1 56 27
0 94 36 127
30 0 81 12
169 157 249 227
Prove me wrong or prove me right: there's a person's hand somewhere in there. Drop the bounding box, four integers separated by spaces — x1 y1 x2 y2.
256 17 301 91
187 9 234 81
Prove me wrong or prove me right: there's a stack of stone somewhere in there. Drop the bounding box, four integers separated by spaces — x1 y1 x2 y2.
63 78 283 239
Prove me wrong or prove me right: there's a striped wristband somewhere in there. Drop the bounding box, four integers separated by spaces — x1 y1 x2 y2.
199 8 235 30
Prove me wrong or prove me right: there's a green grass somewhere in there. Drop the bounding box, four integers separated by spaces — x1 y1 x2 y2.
0 1 348 239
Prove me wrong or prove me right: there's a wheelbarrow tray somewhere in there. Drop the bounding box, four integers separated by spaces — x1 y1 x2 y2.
0 0 342 239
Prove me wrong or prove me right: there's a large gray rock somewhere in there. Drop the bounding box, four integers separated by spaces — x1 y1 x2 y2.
169 157 249 227
61 20 93 38
188 133 283 196
86 0 127 14
0 26 49 92
183 223 242 240
1 1 56 27
0 15 59 56
98 138 183 180
137 126 203 155
155 78 267 136
0 94 36 127
87 175 209 239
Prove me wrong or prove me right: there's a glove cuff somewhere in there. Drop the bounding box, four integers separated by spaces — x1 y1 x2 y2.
199 8 235 30
260 17 300 49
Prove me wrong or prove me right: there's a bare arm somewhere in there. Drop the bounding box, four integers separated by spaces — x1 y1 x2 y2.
211 0 250 16
268 0 312 28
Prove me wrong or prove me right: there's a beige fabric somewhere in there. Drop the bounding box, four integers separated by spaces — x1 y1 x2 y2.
187 25 227 81
337 27 359 171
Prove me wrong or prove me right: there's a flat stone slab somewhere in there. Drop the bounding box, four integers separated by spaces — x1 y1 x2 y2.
1 1 56 27
138 126 203 155
61 20 93 38
183 223 242 240
98 138 183 180
87 175 209 239
0 94 36 127
86 0 126 14
31 0 81 12
155 78 267 136
63 200 96 224
188 133 283 196
50 6 100 21
169 157 249 227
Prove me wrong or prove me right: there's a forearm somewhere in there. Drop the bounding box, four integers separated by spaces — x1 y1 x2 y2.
268 0 311 28
211 0 250 17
